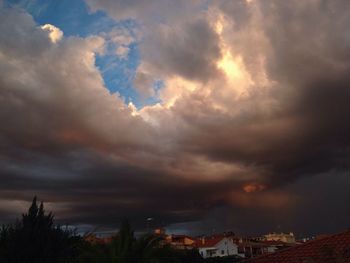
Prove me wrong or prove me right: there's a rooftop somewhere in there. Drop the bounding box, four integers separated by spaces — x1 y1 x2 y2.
242 230 350 263
195 236 227 248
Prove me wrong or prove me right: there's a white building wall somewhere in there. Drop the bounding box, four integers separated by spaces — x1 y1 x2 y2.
199 248 217 258
215 238 238 257
198 238 238 258
267 246 277 253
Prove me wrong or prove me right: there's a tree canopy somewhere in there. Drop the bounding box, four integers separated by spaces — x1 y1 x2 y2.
0 196 80 263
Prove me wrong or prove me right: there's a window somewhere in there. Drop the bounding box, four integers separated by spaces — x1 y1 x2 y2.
221 250 225 255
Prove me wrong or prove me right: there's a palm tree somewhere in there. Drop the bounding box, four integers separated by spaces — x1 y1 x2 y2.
132 234 179 263
109 220 181 263
77 241 110 263
110 219 135 263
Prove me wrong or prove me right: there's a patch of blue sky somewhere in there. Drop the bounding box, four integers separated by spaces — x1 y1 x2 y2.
4 0 119 37
4 0 161 108
95 41 141 105
143 80 164 106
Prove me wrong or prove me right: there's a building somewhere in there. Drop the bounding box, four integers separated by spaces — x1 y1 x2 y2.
242 229 350 263
154 227 166 235
84 233 113 245
259 240 290 253
237 240 285 258
264 232 296 243
237 241 272 258
234 236 294 258
195 236 239 258
166 234 196 249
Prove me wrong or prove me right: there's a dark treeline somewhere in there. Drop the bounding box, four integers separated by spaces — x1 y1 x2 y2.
0 197 238 263
0 197 80 263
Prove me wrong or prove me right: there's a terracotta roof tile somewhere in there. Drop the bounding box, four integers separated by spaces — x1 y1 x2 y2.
171 235 195 240
242 230 350 263
195 236 225 248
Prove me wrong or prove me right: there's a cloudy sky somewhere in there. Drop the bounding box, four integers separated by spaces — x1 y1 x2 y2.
1 0 349 236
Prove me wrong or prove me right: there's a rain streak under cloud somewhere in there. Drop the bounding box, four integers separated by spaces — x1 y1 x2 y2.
0 0 350 236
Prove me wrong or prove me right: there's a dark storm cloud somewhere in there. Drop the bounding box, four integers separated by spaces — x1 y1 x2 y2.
139 17 222 83
162 0 350 186
0 148 242 229
173 76 350 186
1 0 350 236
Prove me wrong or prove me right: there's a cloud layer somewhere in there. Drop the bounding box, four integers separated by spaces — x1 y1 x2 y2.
0 0 349 235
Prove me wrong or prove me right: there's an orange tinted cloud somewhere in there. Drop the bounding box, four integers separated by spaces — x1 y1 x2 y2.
243 183 266 193
229 190 299 209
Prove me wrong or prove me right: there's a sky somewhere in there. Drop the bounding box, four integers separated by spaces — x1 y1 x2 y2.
0 0 349 237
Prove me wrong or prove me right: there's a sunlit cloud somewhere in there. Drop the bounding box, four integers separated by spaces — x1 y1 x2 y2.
41 24 63 43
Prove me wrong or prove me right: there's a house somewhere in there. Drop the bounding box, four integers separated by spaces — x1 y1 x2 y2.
166 234 196 249
154 227 166 235
242 229 350 263
237 240 273 258
195 236 239 258
259 240 290 253
264 232 296 243
235 237 295 258
84 233 113 245
84 233 101 245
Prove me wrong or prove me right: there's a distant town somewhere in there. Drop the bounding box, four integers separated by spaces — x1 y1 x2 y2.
85 227 350 262
1 198 349 262
86 229 297 259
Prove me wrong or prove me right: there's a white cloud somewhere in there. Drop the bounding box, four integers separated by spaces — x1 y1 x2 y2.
41 24 63 43
0 7 153 157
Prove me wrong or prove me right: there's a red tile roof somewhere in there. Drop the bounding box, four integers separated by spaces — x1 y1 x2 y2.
242 230 350 263
259 240 290 246
172 235 195 240
195 236 225 248
84 234 113 245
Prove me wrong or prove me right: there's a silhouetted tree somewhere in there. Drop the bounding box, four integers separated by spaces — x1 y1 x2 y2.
107 219 187 263
0 196 81 263
132 234 181 263
109 219 135 263
0 199 210 262
77 241 110 263
180 249 205 263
